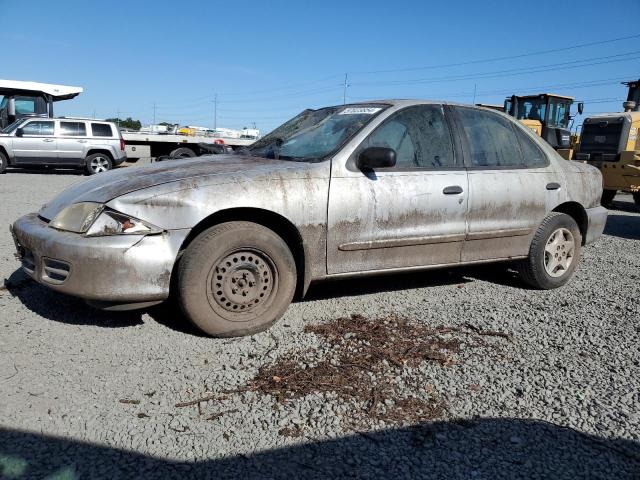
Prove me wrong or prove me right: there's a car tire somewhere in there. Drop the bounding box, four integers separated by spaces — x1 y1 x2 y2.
85 153 113 175
517 212 582 290
633 192 640 206
170 147 196 159
601 189 617 207
177 221 297 337
0 150 7 174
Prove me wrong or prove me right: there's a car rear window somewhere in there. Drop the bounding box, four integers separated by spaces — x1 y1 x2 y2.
91 123 113 137
60 122 87 137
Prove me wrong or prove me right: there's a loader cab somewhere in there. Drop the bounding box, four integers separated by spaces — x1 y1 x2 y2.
0 94 50 128
504 94 583 153
0 80 83 129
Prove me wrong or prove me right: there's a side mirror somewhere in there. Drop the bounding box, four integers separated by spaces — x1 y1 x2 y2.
357 147 396 170
577 102 584 115
15 127 23 137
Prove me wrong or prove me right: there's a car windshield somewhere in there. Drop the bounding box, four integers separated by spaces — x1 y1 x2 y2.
1 119 24 134
247 104 389 161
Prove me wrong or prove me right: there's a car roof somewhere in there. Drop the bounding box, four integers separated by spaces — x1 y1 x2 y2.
22 117 113 123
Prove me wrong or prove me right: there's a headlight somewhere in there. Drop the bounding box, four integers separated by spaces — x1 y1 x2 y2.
50 202 104 233
50 202 161 236
85 209 161 236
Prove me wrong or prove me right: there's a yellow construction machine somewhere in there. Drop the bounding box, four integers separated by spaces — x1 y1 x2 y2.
574 79 640 207
505 93 583 160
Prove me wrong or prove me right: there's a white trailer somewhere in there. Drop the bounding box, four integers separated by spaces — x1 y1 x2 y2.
121 132 256 160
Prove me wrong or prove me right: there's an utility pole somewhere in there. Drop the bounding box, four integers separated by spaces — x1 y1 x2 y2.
153 101 157 125
343 73 349 105
116 108 120 128
472 83 477 105
213 94 218 131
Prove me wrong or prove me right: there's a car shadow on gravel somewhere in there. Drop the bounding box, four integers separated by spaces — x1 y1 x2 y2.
1 418 638 479
4 269 143 328
604 213 640 240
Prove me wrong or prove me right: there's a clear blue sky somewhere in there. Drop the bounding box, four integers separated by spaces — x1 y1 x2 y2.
1 0 639 133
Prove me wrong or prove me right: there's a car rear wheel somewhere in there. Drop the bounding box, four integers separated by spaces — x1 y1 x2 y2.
85 153 113 175
0 150 7 174
177 221 297 337
518 213 582 289
601 189 617 208
633 192 640 206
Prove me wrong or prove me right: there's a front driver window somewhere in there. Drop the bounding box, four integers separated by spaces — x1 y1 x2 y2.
362 105 456 169
21 121 54 136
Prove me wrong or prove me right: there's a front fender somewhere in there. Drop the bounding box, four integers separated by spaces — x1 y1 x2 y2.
106 163 331 279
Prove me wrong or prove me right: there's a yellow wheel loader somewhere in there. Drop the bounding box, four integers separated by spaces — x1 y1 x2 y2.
575 79 640 207
505 94 583 160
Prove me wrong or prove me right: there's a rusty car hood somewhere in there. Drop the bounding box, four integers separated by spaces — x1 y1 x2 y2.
38 155 313 220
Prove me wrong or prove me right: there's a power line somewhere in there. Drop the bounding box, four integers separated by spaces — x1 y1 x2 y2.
350 51 640 87
351 33 640 75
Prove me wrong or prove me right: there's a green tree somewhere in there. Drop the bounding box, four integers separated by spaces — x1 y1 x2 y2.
105 117 142 130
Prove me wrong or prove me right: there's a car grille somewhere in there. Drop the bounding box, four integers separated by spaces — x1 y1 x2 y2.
42 258 71 284
579 119 624 160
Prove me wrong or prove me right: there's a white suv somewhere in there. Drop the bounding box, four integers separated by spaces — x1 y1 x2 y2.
0 118 127 174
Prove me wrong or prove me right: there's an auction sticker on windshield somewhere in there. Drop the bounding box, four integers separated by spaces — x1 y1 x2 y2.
339 107 382 115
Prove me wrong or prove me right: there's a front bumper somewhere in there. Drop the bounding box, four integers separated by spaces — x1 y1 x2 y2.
11 213 188 303
584 205 608 245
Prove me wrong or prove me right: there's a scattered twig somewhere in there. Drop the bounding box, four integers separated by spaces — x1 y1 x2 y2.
2 363 19 382
206 408 239 421
119 399 140 405
463 323 514 343
175 394 220 408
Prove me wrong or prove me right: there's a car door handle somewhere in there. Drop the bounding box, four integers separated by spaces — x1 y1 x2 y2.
77 140 88 143
546 182 561 190
443 185 463 195
42 138 55 142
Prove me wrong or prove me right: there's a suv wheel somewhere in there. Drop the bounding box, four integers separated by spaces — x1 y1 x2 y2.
85 153 113 175
518 213 582 289
177 221 297 337
0 150 7 174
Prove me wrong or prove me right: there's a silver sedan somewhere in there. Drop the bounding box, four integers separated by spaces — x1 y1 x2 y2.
11 100 607 336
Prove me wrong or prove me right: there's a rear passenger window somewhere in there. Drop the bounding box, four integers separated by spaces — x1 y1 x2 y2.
514 126 547 168
60 122 86 136
455 107 523 168
91 123 113 137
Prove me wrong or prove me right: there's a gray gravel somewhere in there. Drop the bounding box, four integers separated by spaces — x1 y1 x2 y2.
0 166 639 479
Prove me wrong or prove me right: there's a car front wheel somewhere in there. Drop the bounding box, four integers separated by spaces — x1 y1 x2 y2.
177 221 297 337
518 213 582 289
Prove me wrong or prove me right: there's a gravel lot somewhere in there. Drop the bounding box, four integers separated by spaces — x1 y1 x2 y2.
0 165 639 479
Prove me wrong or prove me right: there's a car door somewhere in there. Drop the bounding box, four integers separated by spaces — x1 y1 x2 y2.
12 120 57 164
57 121 88 165
327 104 468 274
450 106 562 262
